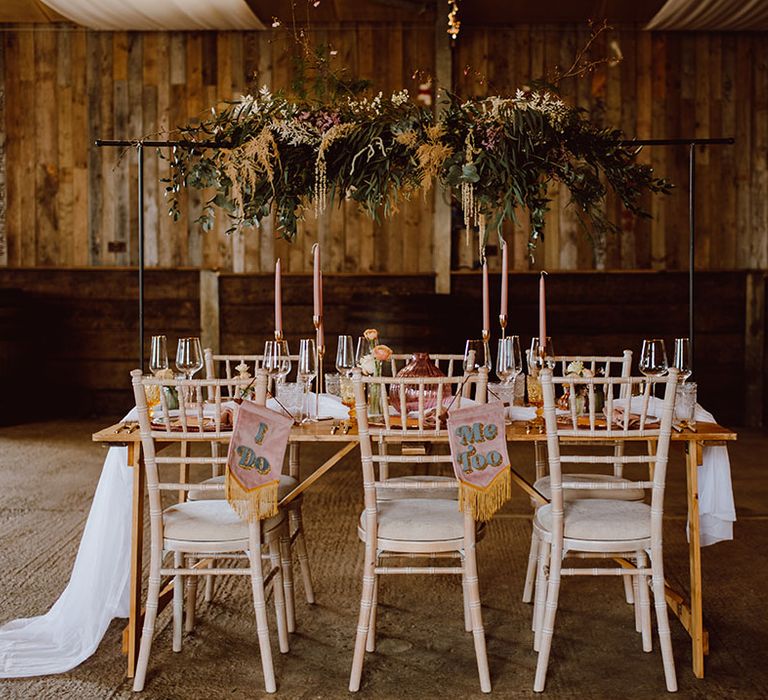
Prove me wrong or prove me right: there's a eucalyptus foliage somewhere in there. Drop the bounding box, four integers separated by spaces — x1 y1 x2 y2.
164 86 671 254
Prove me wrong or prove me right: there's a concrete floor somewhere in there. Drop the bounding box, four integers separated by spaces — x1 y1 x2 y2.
0 418 766 699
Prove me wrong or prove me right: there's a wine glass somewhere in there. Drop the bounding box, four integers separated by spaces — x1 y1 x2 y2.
176 337 203 405
355 336 370 367
529 337 555 371
149 335 169 375
298 338 318 423
463 339 491 375
673 337 692 383
639 338 668 398
336 335 355 376
275 340 292 383
496 336 522 385
147 335 168 418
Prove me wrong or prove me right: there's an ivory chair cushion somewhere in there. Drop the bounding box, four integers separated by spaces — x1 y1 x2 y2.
535 499 652 542
163 500 284 543
358 498 464 544
533 473 645 502
187 474 299 502
376 475 458 501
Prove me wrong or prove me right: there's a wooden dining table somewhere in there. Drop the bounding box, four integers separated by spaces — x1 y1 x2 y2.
93 417 736 681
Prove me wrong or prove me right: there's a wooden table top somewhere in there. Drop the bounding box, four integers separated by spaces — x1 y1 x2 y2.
93 419 737 446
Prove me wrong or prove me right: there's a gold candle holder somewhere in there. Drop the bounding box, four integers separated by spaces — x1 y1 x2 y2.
499 313 508 339
313 314 324 418
481 329 490 342
274 329 283 341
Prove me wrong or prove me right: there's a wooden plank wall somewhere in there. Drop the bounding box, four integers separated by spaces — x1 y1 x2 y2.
1 23 436 274
3 268 750 422
0 268 200 420
1 24 767 273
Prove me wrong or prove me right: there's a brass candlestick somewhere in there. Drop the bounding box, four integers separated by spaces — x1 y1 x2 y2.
499 314 508 339
481 329 490 342
313 315 324 419
274 329 283 341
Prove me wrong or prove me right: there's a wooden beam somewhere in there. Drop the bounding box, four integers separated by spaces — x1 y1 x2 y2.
200 269 220 355
433 13 451 294
745 271 765 427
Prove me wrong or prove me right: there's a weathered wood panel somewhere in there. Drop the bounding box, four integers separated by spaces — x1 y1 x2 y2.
0 26 765 273
0 268 200 419
0 268 760 424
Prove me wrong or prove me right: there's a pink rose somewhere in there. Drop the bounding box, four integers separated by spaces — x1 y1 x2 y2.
372 344 393 361
363 328 379 341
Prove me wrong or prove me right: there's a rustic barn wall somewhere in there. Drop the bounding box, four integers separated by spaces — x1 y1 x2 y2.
0 268 761 425
1 24 766 273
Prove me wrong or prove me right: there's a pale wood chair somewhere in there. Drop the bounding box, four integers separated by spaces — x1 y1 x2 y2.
130 369 290 693
201 348 314 629
531 368 678 692
522 351 636 604
348 367 492 693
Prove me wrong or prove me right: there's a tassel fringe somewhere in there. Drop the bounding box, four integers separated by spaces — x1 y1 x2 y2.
225 470 279 522
458 466 511 521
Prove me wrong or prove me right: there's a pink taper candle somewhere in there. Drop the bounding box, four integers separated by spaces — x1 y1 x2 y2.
500 241 508 318
317 270 325 349
312 243 321 317
539 271 547 350
482 260 490 337
274 258 283 337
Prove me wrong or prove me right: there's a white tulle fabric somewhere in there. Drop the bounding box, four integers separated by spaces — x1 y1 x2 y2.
617 396 736 546
39 0 263 30
0 439 134 677
0 395 352 677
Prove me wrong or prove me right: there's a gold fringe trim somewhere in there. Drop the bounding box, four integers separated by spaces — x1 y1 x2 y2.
458 466 511 522
225 470 279 523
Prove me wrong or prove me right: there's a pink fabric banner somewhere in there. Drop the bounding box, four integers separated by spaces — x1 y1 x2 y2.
225 401 292 521
447 401 511 521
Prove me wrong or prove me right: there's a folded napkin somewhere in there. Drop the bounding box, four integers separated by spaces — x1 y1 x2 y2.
150 402 238 431
267 392 350 421
508 405 537 421
617 396 736 546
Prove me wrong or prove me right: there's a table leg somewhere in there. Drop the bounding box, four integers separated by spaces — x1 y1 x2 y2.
127 443 145 679
686 440 705 678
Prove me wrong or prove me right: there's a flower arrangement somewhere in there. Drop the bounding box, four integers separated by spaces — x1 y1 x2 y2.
558 361 603 415
165 83 672 255
358 328 393 376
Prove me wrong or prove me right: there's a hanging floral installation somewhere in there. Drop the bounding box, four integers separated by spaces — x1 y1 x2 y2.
164 35 672 255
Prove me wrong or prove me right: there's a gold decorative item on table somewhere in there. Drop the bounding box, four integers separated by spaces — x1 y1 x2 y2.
525 370 545 433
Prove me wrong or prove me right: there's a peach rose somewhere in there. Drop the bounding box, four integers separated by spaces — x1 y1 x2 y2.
363 328 379 341
372 344 393 361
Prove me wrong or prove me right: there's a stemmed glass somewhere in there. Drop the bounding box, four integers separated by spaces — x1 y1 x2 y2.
496 336 522 385
149 335 169 375
264 340 292 385
354 336 370 367
528 337 555 371
176 337 203 405
527 337 554 429
673 337 692 383
298 338 318 423
147 335 168 418
639 338 668 397
463 339 491 375
336 335 355 376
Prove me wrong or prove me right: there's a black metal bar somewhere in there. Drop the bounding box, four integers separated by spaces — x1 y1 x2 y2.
95 134 734 381
689 143 696 370
137 144 145 373
619 137 735 146
95 139 223 149
95 137 736 150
